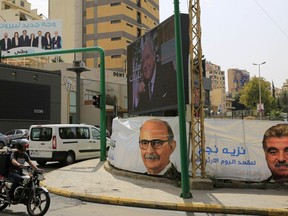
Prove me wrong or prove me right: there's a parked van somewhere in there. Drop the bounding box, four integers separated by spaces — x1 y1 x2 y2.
28 124 112 166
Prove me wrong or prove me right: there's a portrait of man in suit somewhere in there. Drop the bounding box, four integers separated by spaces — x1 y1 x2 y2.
19 30 30 47
36 30 45 49
52 31 62 49
1 32 12 51
133 33 177 113
262 123 288 183
139 118 181 182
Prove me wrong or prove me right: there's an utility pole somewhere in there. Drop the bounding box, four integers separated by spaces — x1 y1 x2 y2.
189 0 206 178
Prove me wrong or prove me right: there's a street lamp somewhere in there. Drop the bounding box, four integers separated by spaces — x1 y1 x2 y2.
253 61 266 120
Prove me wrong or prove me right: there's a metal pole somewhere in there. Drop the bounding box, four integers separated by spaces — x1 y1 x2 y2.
99 49 106 161
253 62 266 120
258 64 262 120
174 0 192 198
76 70 81 124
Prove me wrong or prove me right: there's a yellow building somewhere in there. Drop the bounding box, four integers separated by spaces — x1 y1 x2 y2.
49 0 159 72
206 61 226 113
227 68 250 97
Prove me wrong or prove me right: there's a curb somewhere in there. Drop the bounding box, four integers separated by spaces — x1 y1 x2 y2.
41 182 288 215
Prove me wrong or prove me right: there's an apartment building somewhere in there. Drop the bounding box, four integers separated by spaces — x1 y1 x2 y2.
227 68 250 97
49 0 159 72
206 61 226 113
0 0 40 21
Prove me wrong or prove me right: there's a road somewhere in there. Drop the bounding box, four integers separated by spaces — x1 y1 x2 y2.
0 161 249 216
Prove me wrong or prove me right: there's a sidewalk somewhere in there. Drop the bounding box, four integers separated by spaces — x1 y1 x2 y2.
42 158 288 215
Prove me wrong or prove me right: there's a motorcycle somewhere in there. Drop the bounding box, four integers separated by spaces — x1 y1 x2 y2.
0 165 50 216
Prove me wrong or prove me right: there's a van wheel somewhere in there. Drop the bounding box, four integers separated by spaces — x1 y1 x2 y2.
36 160 47 166
65 152 75 165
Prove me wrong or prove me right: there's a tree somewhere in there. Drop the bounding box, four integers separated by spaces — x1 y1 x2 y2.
279 91 288 113
232 93 246 110
239 76 274 114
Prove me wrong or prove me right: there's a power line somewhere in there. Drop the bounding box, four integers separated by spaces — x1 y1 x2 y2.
254 0 288 39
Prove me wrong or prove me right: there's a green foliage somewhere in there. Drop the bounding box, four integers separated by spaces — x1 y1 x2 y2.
239 77 273 113
232 94 246 110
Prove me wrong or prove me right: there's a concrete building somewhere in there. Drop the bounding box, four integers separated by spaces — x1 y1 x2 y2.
206 61 226 113
0 0 41 21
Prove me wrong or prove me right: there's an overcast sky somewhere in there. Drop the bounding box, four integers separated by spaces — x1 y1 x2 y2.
29 0 288 88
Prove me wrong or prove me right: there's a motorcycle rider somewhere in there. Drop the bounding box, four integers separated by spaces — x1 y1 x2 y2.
8 139 43 202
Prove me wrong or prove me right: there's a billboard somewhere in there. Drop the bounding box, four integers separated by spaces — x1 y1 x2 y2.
127 14 189 115
0 19 62 57
108 117 288 183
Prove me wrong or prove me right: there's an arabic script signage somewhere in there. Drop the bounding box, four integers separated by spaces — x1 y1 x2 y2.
0 20 62 57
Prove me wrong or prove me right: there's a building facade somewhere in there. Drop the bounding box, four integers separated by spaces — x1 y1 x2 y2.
49 0 159 72
0 0 41 21
206 61 226 113
227 68 250 97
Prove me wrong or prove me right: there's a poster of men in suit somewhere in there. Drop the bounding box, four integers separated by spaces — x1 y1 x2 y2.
0 20 62 56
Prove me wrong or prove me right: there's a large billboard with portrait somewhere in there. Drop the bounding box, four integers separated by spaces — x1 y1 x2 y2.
127 14 189 115
0 19 62 57
108 117 288 183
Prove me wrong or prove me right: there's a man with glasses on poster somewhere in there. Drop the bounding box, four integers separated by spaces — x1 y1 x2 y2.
139 118 181 183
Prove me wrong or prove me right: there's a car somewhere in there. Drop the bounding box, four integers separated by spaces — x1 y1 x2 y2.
5 129 29 147
0 133 9 149
28 124 113 166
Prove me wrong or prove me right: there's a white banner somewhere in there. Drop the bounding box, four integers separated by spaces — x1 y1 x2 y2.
0 20 62 56
108 117 286 182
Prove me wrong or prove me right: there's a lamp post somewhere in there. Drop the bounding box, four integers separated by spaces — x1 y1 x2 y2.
253 61 266 120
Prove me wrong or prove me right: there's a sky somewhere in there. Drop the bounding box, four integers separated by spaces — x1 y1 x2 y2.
28 0 288 88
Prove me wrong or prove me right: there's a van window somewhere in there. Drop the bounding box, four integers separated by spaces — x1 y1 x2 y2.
30 127 52 141
91 128 100 139
59 127 90 139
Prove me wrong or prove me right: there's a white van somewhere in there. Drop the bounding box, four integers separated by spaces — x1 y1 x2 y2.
28 124 111 166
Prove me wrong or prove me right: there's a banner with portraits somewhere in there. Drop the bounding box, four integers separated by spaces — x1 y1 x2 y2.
0 19 62 56
108 117 287 182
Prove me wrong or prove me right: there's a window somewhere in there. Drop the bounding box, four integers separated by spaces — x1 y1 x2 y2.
30 127 52 141
111 20 121 24
126 23 133 28
111 55 121 59
58 127 90 139
137 28 141 38
126 6 133 10
111 37 121 41
137 0 141 7
111 2 121 6
137 12 141 24
91 128 100 140
20 1 25 7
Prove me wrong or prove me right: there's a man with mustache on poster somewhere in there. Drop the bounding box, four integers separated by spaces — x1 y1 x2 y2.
262 123 288 183
139 119 181 183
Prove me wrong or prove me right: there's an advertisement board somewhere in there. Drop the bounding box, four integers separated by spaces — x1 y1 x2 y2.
108 117 288 183
0 19 62 56
127 14 189 115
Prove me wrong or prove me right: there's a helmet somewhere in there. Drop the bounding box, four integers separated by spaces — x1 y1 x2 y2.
16 139 29 151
